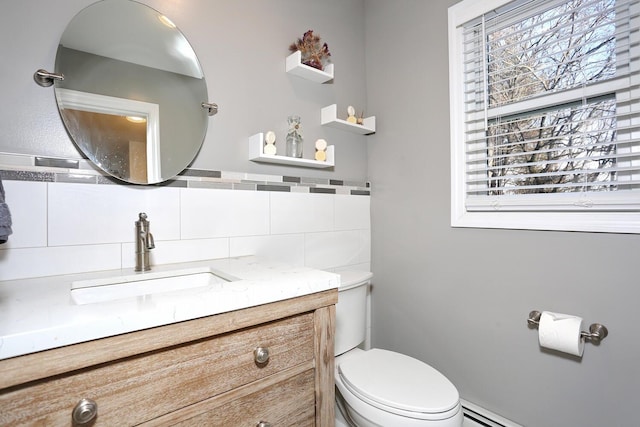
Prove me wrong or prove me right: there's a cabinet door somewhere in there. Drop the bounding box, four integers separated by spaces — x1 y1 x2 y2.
0 313 314 426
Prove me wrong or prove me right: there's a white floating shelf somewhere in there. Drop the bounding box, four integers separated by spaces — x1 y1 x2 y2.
249 133 335 169
285 51 334 83
320 104 375 135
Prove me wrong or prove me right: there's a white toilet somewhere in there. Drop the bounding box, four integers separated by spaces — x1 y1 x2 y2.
334 271 463 427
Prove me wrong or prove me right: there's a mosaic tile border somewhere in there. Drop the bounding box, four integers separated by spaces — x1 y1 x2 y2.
0 153 370 196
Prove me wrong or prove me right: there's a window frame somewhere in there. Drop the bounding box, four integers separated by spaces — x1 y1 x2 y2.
448 0 640 234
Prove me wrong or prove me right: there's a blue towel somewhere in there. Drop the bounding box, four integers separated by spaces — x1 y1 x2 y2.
0 177 12 244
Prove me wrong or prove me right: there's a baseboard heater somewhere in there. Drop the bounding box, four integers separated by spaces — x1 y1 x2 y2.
461 399 523 427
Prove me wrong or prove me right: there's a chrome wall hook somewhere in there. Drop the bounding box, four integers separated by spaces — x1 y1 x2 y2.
201 102 218 116
33 69 64 87
527 310 608 344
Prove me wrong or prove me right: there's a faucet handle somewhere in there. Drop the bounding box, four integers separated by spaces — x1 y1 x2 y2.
138 212 148 222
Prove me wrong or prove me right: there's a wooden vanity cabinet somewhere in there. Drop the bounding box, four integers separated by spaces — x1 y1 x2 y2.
0 290 337 427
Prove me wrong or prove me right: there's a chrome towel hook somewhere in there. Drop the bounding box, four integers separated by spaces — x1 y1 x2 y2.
527 310 608 344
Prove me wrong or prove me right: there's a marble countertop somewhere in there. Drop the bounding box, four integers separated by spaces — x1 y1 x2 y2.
0 257 339 360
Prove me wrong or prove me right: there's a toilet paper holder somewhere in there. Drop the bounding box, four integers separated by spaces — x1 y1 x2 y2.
527 310 609 344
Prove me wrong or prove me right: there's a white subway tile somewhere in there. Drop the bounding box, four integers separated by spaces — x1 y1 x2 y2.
270 192 334 234
230 234 305 266
0 153 34 167
304 230 371 270
121 238 229 268
290 186 309 193
334 262 371 274
335 194 370 231
244 172 282 182
48 183 180 246
0 244 121 281
181 188 270 239
1 181 47 248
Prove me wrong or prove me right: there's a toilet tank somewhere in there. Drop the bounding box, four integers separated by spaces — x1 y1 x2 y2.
334 271 373 356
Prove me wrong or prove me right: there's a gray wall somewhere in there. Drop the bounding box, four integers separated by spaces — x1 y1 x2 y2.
0 0 369 182
365 1 640 426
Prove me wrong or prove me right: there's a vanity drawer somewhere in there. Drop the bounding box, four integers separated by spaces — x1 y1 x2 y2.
151 368 316 426
0 312 314 426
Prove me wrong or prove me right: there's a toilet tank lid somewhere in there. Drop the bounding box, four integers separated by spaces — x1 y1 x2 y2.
337 271 373 290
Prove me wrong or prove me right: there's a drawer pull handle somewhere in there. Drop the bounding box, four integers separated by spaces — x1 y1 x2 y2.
254 346 270 364
257 422 272 427
72 398 98 425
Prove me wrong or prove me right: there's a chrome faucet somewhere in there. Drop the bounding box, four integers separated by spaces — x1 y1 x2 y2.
135 212 155 271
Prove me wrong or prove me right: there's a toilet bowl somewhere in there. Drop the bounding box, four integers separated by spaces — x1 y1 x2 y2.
334 271 463 427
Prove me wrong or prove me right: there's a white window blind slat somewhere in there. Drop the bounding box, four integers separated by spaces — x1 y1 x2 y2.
464 191 640 211
467 165 640 187
467 137 639 164
467 180 640 197
468 156 640 181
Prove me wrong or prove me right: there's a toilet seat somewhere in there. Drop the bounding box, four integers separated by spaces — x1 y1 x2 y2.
338 348 460 420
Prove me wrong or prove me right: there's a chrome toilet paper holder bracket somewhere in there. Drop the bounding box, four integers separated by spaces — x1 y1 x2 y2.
527 310 609 344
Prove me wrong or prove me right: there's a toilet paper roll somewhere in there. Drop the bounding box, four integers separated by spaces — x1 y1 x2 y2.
538 311 585 357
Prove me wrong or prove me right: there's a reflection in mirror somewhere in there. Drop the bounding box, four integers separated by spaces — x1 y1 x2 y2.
56 89 160 182
54 0 209 184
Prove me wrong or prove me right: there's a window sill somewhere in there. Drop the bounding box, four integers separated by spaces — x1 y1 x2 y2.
452 209 640 234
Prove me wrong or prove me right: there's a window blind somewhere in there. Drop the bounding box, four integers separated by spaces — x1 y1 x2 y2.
461 0 640 211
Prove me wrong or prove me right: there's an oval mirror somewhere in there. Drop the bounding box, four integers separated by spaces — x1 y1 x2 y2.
53 0 209 184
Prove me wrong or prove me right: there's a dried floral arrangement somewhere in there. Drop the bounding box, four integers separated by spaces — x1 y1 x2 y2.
287 115 303 139
289 30 331 71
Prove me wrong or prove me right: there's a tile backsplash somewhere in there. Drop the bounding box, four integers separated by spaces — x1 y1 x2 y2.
0 155 370 281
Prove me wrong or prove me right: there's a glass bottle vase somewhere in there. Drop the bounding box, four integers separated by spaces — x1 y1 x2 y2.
286 133 303 158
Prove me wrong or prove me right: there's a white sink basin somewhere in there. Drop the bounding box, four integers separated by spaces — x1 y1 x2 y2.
71 267 233 305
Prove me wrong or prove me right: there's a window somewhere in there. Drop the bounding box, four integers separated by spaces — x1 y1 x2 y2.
448 0 640 233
